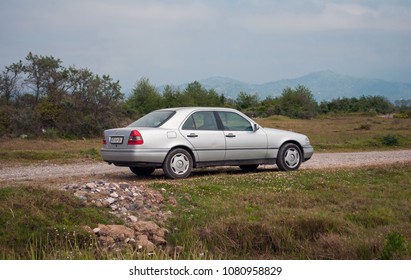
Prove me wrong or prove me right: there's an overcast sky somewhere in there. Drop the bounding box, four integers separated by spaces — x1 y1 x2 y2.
1 0 410 92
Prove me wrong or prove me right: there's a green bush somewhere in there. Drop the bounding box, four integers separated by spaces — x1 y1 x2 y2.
380 134 400 146
381 232 408 260
394 111 411 119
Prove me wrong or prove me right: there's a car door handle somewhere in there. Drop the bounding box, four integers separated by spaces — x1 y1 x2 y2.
187 133 198 138
226 133 236 138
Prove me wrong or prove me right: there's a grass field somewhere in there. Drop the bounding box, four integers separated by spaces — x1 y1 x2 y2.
0 114 410 259
257 114 411 152
1 163 410 259
156 163 411 259
0 138 101 165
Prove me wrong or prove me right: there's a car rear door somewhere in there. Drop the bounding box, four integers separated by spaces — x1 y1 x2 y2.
180 111 226 162
216 111 268 161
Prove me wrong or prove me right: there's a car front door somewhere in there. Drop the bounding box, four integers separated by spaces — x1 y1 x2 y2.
180 111 226 162
216 111 268 161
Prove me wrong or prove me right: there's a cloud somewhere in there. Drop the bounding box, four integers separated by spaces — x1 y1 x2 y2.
231 1 411 33
35 0 217 31
1 0 411 87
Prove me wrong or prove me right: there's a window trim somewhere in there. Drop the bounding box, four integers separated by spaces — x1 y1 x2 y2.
181 111 219 131
216 111 253 131
127 110 176 128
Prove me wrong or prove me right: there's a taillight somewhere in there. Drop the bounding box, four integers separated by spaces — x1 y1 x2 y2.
128 130 144 145
102 131 107 145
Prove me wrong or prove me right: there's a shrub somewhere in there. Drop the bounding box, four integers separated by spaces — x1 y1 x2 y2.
355 124 371 130
381 232 408 260
394 110 411 119
279 85 318 119
380 134 400 146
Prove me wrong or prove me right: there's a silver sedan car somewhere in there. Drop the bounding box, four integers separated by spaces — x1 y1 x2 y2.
101 107 314 179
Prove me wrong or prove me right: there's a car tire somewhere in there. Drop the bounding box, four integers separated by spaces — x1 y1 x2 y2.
129 167 155 177
276 143 302 171
239 164 259 172
163 148 193 179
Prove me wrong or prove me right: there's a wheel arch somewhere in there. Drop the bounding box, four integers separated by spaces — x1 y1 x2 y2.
279 140 304 159
164 145 198 167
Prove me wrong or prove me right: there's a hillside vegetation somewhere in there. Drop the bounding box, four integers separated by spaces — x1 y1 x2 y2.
1 53 409 139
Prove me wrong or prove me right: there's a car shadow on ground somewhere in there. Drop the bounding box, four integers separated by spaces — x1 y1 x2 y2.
102 165 281 182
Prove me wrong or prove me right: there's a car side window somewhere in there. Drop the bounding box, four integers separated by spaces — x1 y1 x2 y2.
182 115 196 130
217 111 253 131
182 111 218 130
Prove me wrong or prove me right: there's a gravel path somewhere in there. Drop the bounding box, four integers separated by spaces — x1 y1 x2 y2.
302 149 411 170
1 150 410 182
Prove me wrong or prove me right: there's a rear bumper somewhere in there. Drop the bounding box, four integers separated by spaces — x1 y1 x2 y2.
303 145 314 161
100 148 168 166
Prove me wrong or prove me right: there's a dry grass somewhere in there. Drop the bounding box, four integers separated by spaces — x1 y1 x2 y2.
0 138 99 151
257 114 411 151
0 138 101 166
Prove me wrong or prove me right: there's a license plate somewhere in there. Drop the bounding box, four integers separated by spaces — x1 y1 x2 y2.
110 136 124 144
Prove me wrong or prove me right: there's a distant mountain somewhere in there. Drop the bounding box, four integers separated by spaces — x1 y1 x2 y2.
158 71 411 102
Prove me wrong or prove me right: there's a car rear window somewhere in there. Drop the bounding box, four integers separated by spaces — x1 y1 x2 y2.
127 110 175 127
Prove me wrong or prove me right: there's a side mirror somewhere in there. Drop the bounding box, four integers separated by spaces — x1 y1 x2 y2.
253 124 260 131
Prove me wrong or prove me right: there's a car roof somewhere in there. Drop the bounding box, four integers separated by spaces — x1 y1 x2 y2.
158 107 239 113
156 107 249 129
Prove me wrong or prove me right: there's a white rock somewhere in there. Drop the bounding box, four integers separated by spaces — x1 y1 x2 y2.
128 215 138 222
105 197 116 205
110 204 118 211
110 192 119 198
85 182 96 189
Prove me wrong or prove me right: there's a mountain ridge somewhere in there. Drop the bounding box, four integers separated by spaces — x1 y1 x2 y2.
158 71 411 102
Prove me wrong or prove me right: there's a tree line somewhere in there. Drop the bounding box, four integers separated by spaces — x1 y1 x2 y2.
0 53 124 138
0 53 404 138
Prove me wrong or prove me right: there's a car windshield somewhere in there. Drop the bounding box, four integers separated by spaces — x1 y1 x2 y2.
127 110 175 127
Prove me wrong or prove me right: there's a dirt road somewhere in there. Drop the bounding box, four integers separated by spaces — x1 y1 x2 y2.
1 150 410 182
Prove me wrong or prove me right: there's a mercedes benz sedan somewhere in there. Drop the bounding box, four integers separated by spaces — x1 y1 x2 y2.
101 107 314 179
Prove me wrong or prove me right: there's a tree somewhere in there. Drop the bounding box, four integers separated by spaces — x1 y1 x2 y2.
395 99 411 109
23 52 66 103
235 92 259 110
0 53 125 137
162 85 181 108
61 68 124 136
320 95 395 115
260 96 282 116
205 88 223 107
0 61 24 105
84 74 123 133
126 78 161 116
177 81 223 107
359 96 395 114
279 85 318 119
